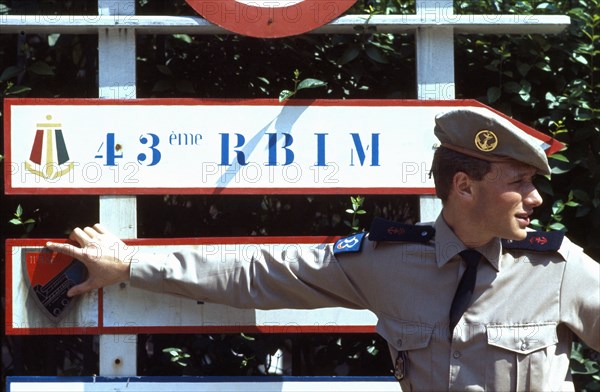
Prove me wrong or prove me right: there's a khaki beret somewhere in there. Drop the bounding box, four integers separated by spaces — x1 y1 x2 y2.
434 107 551 175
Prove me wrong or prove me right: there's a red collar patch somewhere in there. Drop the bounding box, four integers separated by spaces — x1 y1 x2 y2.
502 231 564 252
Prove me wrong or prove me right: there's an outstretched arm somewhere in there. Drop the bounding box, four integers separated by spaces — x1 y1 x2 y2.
45 223 132 297
46 225 372 311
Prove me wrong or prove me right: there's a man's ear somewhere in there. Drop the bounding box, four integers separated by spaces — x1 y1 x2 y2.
452 171 474 201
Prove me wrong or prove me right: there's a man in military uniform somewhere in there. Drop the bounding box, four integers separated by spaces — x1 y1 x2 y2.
47 108 600 391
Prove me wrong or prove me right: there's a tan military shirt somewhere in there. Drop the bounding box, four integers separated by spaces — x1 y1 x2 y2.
130 215 600 391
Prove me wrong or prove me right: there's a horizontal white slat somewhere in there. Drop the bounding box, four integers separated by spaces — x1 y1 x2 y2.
0 14 570 35
8 377 402 392
8 242 377 334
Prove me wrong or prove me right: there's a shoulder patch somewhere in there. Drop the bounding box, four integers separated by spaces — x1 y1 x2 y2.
368 217 435 243
333 232 366 255
502 231 565 252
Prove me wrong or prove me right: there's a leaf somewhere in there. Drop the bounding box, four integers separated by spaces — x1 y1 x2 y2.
175 79 196 94
366 345 379 355
278 89 294 102
9 218 22 225
529 219 543 230
549 153 569 163
338 46 360 65
575 107 593 121
16 205 23 217
5 85 31 96
504 81 520 94
28 61 55 76
172 34 192 44
571 53 588 65
552 200 565 215
551 166 571 175
571 189 590 203
156 64 173 77
365 45 389 64
47 33 61 47
571 342 585 361
487 86 501 103
162 347 180 356
535 61 551 72
536 2 556 11
519 91 530 102
0 66 24 82
296 78 327 91
517 62 531 77
545 91 557 103
534 177 553 196
257 76 270 85
576 206 591 218
548 222 566 231
519 80 531 93
152 79 173 93
484 62 500 72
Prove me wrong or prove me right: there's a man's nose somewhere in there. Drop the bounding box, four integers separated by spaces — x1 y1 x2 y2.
525 187 543 208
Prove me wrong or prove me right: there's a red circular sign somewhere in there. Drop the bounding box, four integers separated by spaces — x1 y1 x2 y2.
186 0 356 38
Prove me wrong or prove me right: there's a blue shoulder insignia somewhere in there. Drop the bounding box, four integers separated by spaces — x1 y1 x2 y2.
502 231 564 252
333 232 366 255
368 217 434 243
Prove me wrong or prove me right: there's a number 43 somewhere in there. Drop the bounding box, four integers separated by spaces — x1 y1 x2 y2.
95 132 161 166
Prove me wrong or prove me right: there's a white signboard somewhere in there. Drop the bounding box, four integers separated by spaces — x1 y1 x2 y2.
3 98 539 195
7 376 402 392
6 238 377 335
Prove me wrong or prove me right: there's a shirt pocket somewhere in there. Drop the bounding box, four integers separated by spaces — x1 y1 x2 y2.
377 315 434 391
486 323 559 391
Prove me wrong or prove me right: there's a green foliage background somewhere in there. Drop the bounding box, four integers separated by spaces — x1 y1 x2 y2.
0 0 598 390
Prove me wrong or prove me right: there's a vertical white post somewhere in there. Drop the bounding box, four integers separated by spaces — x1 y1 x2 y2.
98 0 138 376
415 0 452 222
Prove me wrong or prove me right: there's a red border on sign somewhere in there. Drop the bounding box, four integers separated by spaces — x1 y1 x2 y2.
6 236 380 335
4 98 564 195
185 0 356 38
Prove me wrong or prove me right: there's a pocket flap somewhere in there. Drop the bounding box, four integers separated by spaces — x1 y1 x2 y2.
377 315 434 351
487 323 558 354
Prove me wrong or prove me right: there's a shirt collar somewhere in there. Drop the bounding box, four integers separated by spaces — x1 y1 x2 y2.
434 214 501 271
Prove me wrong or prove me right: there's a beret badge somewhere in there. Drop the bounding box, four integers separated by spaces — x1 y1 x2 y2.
474 129 498 152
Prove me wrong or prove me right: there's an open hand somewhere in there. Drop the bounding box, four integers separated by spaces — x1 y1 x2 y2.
46 223 134 297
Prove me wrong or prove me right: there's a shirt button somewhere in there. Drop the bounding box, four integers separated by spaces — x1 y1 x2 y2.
520 342 528 351
397 339 403 347
453 351 461 359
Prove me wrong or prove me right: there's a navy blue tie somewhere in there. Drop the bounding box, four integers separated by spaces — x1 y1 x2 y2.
449 249 482 332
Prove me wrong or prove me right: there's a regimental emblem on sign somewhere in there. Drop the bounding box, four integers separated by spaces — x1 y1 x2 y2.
22 249 87 322
25 115 74 180
185 0 356 38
